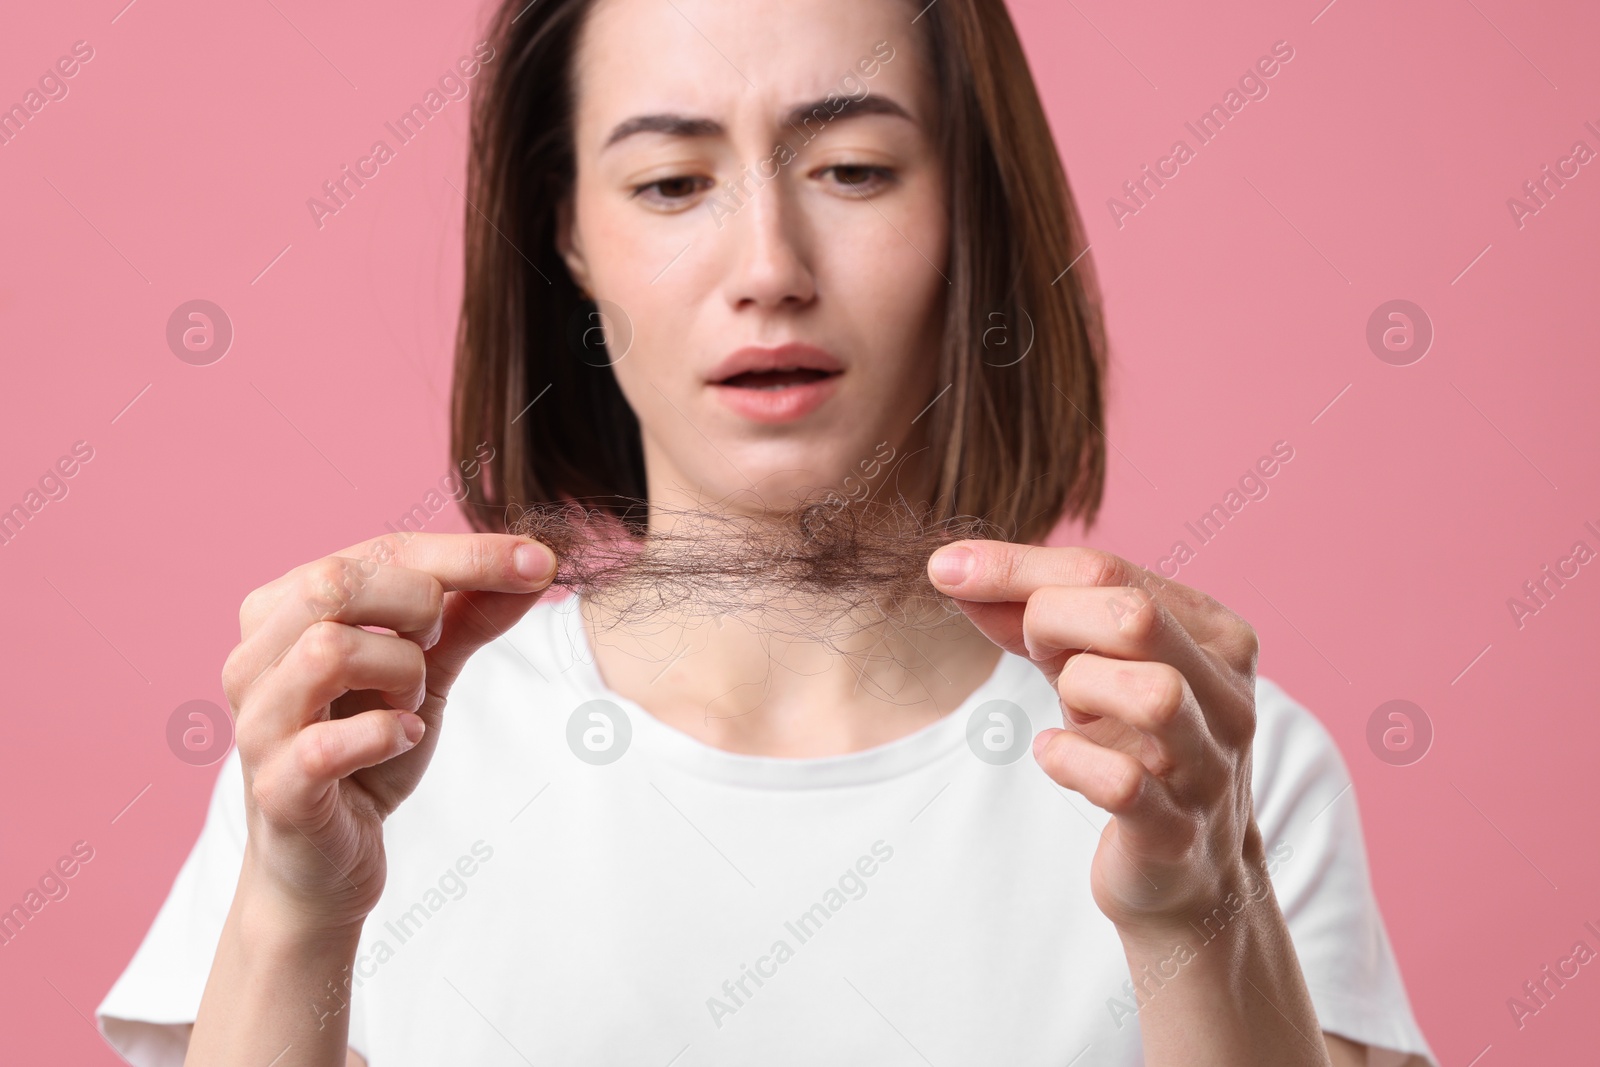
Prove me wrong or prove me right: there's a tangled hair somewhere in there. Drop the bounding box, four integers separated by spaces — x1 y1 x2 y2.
509 496 1001 644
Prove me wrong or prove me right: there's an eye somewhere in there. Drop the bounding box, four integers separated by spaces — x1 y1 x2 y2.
631 175 713 209
819 164 894 195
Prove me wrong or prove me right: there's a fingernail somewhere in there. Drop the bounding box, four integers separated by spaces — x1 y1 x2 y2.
514 542 556 583
400 713 426 745
929 547 973 586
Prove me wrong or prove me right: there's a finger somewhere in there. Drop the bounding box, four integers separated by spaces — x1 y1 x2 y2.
241 532 555 641
1021 584 1197 674
1056 654 1215 777
929 541 1135 603
235 535 554 695
346 531 556 593
268 707 425 810
1033 728 1184 842
1022 585 1247 740
241 625 427 742
929 541 1254 665
944 584 1198 688
236 556 443 687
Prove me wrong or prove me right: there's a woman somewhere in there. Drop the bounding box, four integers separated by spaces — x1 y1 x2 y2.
97 0 1435 1063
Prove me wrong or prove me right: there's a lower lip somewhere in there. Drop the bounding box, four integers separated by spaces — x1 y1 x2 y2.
710 375 840 423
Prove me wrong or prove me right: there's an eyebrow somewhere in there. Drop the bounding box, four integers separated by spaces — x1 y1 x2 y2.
601 94 913 150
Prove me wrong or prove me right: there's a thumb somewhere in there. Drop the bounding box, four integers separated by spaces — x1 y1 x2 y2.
424 588 547 695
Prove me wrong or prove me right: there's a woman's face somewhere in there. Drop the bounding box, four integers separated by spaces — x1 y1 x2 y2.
560 0 948 511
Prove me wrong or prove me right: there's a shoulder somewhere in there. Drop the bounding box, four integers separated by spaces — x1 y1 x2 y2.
1247 675 1355 848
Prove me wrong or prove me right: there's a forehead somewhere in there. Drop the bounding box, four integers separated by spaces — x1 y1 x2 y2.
571 0 929 138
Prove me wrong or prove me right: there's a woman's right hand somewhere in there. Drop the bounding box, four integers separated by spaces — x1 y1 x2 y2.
220 531 557 932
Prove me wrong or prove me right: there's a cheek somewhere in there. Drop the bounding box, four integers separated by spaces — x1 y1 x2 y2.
572 189 691 392
827 228 947 391
827 176 948 349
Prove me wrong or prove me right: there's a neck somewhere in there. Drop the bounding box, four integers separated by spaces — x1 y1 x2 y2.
581 587 1002 758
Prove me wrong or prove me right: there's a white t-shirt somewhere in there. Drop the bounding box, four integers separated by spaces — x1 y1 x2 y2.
97 594 1436 1065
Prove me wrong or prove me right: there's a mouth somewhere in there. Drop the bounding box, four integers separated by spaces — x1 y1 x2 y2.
707 344 844 423
716 367 840 390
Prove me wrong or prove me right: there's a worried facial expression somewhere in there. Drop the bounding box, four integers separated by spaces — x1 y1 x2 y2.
558 0 950 512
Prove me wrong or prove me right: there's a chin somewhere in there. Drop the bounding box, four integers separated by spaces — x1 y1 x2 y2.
735 436 904 510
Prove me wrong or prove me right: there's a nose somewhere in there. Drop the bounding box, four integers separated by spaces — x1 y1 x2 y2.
721 178 817 312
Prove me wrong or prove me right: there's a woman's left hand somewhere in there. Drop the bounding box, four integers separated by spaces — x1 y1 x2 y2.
928 540 1266 939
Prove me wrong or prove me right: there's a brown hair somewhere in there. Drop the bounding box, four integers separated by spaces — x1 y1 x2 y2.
452 0 1107 543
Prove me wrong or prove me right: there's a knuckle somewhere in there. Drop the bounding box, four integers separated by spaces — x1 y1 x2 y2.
301 558 354 617
368 533 404 568
1100 757 1145 810
293 724 342 781
1109 587 1160 642
299 620 353 676
1138 664 1187 726
1229 617 1261 667
467 534 507 585
1075 548 1125 588
233 713 265 764
994 545 1029 592
239 586 270 636
220 649 248 708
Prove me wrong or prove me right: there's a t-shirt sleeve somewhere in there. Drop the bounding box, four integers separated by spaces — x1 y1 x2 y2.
95 747 248 1066
1250 675 1437 1067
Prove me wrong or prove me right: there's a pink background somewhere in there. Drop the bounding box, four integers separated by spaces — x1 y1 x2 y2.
3 0 1597 1061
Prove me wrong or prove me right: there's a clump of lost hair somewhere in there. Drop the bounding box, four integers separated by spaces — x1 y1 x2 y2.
508 496 1001 644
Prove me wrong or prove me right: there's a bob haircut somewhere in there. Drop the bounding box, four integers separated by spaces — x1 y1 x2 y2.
452 0 1108 544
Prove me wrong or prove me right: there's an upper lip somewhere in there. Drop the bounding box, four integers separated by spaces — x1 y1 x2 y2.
706 343 844 384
